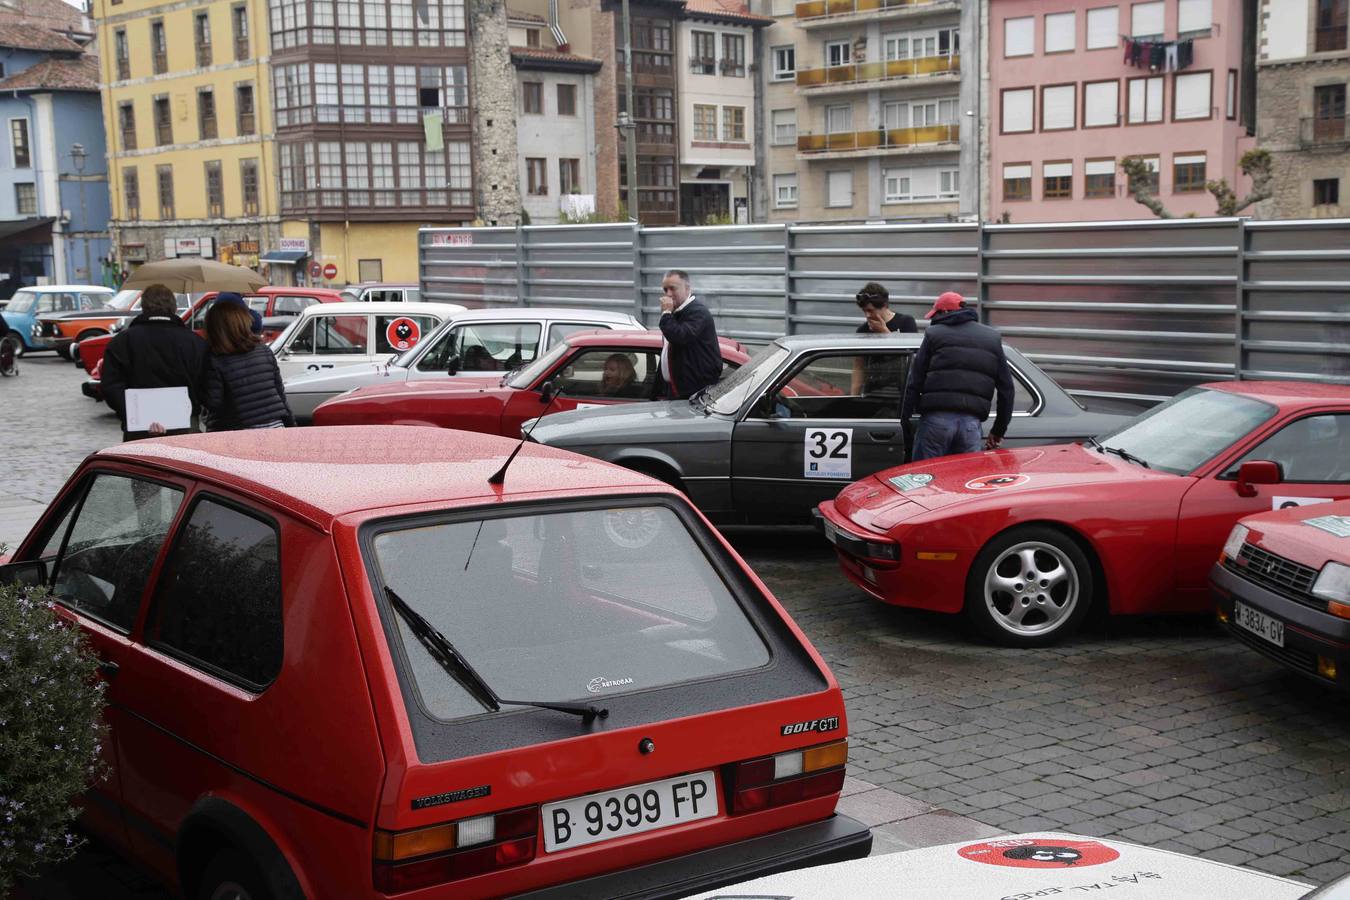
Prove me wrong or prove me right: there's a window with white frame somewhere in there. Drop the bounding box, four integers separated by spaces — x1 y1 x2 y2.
882 165 960 203
883 26 958 60
1178 0 1212 36
1041 84 1076 130
1127 76 1164 123
1086 6 1118 49
772 108 797 145
1002 88 1034 133
1004 16 1033 56
1044 12 1075 53
1174 71 1212 120
940 168 959 198
826 104 852 133
826 40 851 67
772 45 795 80
1084 80 1119 126
773 173 797 208
883 101 908 129
826 170 853 207
771 0 793 14
1131 1 1164 39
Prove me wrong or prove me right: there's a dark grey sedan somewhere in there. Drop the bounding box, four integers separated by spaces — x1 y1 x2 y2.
528 334 1133 525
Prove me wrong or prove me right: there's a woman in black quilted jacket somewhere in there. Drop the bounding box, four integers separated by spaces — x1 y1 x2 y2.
203 297 295 431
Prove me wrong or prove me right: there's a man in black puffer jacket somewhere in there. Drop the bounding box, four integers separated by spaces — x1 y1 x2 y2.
901 292 1014 461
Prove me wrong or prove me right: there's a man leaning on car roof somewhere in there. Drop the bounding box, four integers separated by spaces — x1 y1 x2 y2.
900 292 1014 462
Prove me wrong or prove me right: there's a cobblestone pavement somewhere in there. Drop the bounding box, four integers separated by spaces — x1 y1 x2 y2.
10 355 1350 892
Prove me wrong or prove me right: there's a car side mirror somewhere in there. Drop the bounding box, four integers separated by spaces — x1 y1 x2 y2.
0 559 48 588
1235 460 1282 497
539 380 557 404
446 353 461 376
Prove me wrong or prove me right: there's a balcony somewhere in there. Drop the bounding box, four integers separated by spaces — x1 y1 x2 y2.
1301 116 1349 148
795 0 957 27
797 123 958 158
796 54 958 93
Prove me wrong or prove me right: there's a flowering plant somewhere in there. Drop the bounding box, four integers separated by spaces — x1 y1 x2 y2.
0 575 108 894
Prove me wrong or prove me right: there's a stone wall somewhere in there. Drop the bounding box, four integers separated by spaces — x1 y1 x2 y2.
1255 58 1350 218
469 0 524 226
112 220 282 264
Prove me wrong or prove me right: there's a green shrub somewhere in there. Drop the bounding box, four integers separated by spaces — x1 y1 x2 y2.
0 577 108 894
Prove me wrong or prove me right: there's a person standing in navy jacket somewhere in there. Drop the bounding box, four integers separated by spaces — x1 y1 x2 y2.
657 269 722 400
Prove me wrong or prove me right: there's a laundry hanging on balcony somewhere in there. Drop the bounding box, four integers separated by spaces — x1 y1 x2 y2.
1120 36 1194 72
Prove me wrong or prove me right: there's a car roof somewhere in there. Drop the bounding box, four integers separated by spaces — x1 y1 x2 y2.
1204 380 1350 405
99 426 659 527
295 301 461 316
17 285 113 293
254 286 344 297
444 306 642 324
564 329 739 351
772 333 925 350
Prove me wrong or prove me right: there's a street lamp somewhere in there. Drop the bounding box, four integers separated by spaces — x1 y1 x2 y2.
70 143 92 285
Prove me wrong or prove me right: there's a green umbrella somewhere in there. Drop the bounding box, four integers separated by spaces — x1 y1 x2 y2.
122 258 266 294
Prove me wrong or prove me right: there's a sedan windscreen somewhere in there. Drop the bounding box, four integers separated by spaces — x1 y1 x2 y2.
1093 388 1277 475
705 344 791 415
369 505 771 721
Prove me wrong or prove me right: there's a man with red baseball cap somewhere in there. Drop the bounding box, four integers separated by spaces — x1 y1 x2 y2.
900 291 1014 461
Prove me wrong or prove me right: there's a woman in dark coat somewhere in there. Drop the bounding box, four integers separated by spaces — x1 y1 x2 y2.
203 298 295 431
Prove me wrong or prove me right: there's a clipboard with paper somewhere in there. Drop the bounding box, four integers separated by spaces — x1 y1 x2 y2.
125 387 192 432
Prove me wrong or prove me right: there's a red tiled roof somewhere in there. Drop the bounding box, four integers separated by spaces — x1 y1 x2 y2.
0 53 99 91
510 44 602 71
0 0 90 53
506 7 547 24
683 0 774 25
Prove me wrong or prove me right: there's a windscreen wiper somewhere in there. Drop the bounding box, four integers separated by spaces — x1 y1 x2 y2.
1099 444 1150 468
384 587 609 723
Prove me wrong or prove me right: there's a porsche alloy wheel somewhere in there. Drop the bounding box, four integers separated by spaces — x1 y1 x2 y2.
965 526 1094 647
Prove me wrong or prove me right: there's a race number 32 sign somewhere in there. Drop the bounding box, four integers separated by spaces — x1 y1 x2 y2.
804 428 852 479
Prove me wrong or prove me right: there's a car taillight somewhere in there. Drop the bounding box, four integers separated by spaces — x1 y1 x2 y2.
372 806 537 893
724 739 848 815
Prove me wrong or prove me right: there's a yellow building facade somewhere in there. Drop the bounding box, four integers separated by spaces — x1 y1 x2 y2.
95 0 282 275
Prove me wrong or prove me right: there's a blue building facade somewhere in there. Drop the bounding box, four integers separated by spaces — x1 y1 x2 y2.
0 0 110 299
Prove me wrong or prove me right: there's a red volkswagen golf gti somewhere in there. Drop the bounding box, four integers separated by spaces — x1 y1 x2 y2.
3 427 869 899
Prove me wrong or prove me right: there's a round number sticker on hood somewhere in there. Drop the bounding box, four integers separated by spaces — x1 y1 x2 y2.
385 317 421 351
965 473 1030 491
958 838 1120 868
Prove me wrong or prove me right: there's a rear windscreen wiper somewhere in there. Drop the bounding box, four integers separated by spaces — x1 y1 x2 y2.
1099 444 1150 468
384 587 609 724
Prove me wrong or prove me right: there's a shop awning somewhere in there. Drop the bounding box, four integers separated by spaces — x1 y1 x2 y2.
260 250 308 264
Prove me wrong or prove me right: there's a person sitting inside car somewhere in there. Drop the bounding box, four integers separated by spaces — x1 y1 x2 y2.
598 353 638 398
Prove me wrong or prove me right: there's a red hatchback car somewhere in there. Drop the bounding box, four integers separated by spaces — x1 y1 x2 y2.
312 330 750 437
3 427 869 898
819 382 1350 647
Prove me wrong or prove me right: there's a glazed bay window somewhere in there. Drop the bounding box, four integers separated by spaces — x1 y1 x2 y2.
690 30 714 74
345 143 369 206
1127 76 1164 124
523 81 542 114
693 104 717 141
342 64 366 122
118 102 136 150
205 161 224 217
198 88 218 140
236 84 255 134
372 143 395 206
1085 158 1116 198
195 11 212 67
1173 153 1206 192
772 108 796 145
773 173 797 209
1001 88 1033 134
318 141 342 206
15 183 36 216
1003 163 1031 201
1043 161 1073 199
154 96 172 146
10 118 30 167
721 34 745 76
232 3 249 59
723 106 745 142
772 45 795 80
527 157 547 195
1086 6 1118 49
559 158 581 194
397 142 421 204
271 0 309 48
1173 71 1212 121
273 63 312 127
240 158 259 215
315 64 338 123
123 167 139 220
157 165 175 219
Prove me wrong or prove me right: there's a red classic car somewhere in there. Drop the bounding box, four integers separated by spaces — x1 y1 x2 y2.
1213 498 1350 689
819 381 1350 647
312 330 750 437
0 427 869 898
80 287 345 400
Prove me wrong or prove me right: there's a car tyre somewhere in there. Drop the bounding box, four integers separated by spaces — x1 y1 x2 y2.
197 848 273 900
6 332 24 358
964 525 1094 647
56 344 72 360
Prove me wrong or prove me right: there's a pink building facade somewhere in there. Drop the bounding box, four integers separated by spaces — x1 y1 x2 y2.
987 0 1254 222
